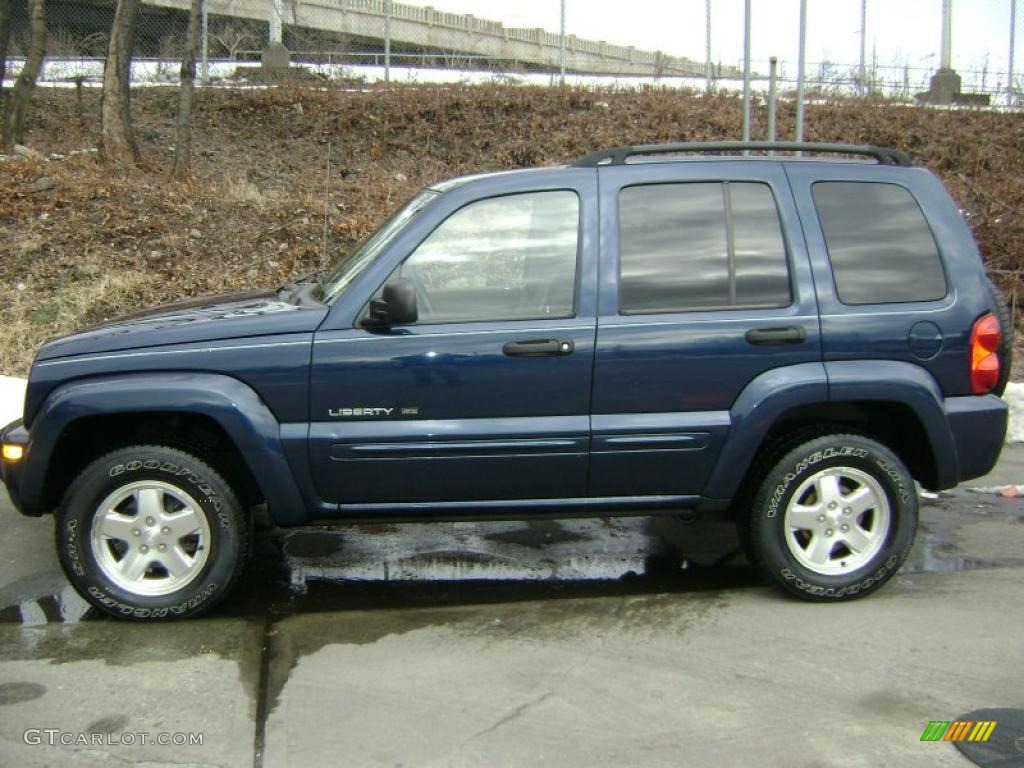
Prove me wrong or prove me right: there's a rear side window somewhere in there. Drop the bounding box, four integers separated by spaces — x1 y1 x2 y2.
812 182 947 305
618 182 791 314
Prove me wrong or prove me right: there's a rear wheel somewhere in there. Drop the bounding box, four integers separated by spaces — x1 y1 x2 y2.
745 434 917 601
56 445 249 620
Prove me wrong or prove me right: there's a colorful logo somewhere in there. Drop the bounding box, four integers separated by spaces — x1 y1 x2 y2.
921 720 998 742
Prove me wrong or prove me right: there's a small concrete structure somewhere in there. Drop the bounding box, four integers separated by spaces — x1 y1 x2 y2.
925 67 961 103
261 41 291 73
917 0 989 105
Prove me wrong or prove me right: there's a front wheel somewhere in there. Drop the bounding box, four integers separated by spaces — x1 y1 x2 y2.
56 445 249 620
745 434 918 601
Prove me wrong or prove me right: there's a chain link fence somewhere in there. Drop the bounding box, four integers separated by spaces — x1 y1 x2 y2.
2 0 1021 105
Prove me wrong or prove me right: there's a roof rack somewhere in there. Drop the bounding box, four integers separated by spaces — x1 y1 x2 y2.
573 141 913 168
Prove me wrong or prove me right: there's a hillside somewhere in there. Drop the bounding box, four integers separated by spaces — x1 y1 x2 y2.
2 83 1023 375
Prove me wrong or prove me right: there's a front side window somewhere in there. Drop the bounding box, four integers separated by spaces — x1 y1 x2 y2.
618 182 791 314
812 181 947 305
394 190 579 324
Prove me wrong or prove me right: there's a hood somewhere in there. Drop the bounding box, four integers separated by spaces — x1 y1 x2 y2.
36 289 328 361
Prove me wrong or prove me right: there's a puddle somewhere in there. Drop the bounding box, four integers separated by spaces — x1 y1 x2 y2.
2 492 1021 628
904 493 1024 574
280 518 689 590
0 573 93 625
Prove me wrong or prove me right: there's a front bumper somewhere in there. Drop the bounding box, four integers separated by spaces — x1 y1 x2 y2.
945 394 1008 486
1 419 31 515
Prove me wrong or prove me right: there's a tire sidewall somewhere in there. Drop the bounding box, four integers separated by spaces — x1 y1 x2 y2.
753 436 918 600
57 447 243 619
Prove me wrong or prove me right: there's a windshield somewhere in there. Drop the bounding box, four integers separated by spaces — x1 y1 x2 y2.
321 189 439 301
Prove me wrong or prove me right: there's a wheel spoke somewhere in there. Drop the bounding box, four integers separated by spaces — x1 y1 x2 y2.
788 503 822 530
843 486 876 517
134 487 164 520
815 473 842 507
161 507 202 540
805 533 835 566
841 525 874 554
118 551 150 581
159 545 194 579
96 510 137 542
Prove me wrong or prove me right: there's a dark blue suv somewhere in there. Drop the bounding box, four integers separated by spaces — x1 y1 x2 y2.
0 142 1010 619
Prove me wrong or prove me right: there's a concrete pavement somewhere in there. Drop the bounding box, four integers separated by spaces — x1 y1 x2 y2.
0 482 1022 767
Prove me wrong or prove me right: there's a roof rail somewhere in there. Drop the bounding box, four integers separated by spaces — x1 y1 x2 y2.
573 141 913 168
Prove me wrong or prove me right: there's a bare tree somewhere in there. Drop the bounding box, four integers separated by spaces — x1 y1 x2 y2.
172 0 202 179
101 0 141 166
0 0 12 113
3 0 46 147
210 23 258 61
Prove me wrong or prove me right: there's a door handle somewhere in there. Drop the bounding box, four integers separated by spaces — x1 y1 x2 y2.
502 339 575 357
745 326 807 345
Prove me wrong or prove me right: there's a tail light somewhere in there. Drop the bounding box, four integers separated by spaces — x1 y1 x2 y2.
970 313 1001 395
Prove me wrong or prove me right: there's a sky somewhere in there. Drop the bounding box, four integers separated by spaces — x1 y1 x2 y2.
413 0 1018 80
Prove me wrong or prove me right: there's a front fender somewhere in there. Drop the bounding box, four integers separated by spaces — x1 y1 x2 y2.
18 373 308 524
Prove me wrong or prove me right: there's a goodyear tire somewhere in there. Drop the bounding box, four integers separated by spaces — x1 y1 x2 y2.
746 434 917 601
56 445 248 620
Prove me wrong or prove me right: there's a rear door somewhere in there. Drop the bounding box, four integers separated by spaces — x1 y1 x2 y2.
309 174 599 508
590 160 821 498
784 163 972 394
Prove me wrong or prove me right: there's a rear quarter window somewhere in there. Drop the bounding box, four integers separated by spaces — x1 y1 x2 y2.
812 181 947 305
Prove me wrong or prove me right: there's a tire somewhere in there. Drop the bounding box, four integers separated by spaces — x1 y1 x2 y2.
745 434 917 601
56 445 249 620
986 277 1014 396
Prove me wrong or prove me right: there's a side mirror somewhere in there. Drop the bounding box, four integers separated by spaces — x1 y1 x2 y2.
365 277 418 327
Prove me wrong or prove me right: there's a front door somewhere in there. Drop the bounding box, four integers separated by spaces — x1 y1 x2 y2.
309 183 597 508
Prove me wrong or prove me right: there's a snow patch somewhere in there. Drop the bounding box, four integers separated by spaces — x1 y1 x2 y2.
1002 382 1024 443
0 377 27 427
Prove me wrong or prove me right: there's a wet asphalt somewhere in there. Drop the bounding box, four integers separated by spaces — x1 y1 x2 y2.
1 451 1023 767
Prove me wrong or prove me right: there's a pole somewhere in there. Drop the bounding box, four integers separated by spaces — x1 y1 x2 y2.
559 0 566 85
200 0 208 84
940 0 952 69
859 0 867 95
1010 0 1017 108
742 0 751 144
795 0 807 146
269 0 283 45
768 56 778 143
705 0 712 93
384 0 391 83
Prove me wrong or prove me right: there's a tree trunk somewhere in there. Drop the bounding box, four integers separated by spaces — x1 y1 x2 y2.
0 0 13 113
101 0 140 166
172 0 202 179
2 0 46 147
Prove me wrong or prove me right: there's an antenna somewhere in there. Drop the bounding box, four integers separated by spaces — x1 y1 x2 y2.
320 139 332 271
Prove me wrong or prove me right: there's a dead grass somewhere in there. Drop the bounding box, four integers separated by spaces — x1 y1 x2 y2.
2 84 1023 377
0 264 150 376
